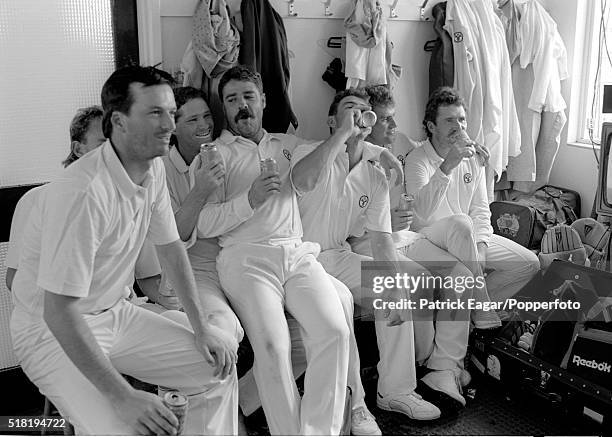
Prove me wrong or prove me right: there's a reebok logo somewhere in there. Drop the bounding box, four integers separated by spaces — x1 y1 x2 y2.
572 355 612 373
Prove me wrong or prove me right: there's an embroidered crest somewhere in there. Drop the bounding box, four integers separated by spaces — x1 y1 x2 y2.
463 172 473 184
454 32 464 43
496 213 520 238
584 224 593 237
283 149 292 161
359 195 369 208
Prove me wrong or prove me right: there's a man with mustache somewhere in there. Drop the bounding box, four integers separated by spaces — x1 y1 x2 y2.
147 86 309 432
191 65 353 435
404 87 540 313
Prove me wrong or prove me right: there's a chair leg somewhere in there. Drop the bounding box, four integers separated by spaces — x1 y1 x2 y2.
41 397 51 436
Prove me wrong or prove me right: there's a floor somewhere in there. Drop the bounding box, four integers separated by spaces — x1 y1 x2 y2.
2 359 604 436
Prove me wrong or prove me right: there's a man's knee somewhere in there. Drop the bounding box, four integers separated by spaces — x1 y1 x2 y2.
447 214 474 236
207 309 244 343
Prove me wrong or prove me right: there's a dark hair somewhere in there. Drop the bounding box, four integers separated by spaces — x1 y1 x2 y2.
327 88 370 116
422 86 466 138
217 65 264 101
365 85 394 109
101 65 174 138
62 106 104 167
173 86 207 121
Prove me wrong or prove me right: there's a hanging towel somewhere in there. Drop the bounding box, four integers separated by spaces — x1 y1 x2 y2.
192 0 240 78
344 0 388 87
501 0 568 192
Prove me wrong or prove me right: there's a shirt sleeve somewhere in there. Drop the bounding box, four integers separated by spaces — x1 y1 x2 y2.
134 238 162 279
361 142 386 161
196 191 254 238
192 150 254 238
147 160 181 246
404 151 451 223
6 188 40 269
289 142 325 196
468 166 493 245
364 170 392 234
37 186 106 297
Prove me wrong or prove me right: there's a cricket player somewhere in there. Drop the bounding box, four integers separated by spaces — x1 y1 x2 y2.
291 88 445 420
9 66 238 435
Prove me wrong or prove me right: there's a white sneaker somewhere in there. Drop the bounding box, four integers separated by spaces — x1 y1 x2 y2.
421 370 466 406
376 392 441 421
351 406 381 436
472 308 502 329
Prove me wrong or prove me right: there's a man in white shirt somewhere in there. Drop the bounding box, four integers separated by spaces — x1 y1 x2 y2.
6 107 178 313
157 86 313 431
404 87 540 308
194 65 351 435
291 88 444 420
9 66 238 435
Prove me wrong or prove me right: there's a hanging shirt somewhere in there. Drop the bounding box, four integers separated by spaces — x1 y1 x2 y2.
446 0 521 200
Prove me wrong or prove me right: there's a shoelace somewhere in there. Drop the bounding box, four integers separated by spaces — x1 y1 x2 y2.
353 408 370 422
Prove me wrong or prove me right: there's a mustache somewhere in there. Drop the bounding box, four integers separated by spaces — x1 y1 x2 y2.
235 108 254 122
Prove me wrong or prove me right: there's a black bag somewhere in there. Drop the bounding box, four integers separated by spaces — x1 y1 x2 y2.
531 280 602 366
490 185 581 249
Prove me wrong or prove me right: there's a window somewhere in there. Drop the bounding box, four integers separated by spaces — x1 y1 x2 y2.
578 0 612 146
0 0 126 188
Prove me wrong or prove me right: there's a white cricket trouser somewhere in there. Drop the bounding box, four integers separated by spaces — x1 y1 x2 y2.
397 239 473 371
318 248 418 397
239 274 367 415
191 267 244 343
10 299 237 436
349 234 473 373
420 214 540 303
217 241 350 436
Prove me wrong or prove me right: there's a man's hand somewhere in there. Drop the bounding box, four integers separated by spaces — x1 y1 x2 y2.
380 287 405 326
473 143 490 166
336 103 372 142
390 207 413 232
379 149 404 187
115 389 179 436
248 172 281 209
196 323 238 380
193 160 225 197
439 132 475 175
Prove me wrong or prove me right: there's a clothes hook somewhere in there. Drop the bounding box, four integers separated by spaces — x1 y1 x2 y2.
322 0 333 16
286 0 297 17
419 0 430 21
389 0 399 18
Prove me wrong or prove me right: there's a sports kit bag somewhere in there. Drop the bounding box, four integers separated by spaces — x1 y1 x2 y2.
490 185 581 249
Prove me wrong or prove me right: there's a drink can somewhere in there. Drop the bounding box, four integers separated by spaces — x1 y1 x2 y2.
260 157 279 175
200 143 222 166
358 110 377 128
162 391 188 435
399 193 415 211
